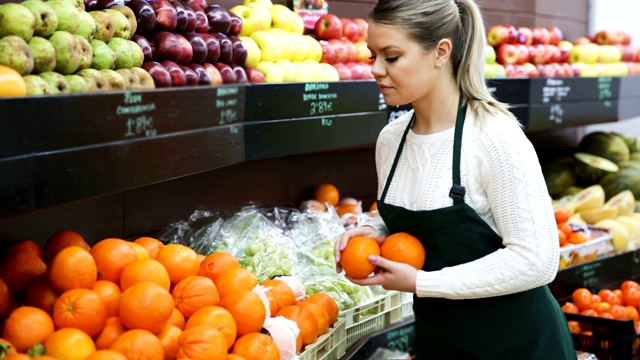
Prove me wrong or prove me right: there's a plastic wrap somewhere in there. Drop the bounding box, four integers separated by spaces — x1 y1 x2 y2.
156 206 225 255
303 274 383 311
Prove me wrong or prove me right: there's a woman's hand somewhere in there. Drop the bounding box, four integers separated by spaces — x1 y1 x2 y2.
348 255 418 293
334 226 385 273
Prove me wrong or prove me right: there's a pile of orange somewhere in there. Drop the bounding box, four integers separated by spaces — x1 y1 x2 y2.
0 229 341 359
554 209 593 247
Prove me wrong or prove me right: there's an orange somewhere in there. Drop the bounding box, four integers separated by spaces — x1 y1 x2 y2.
0 65 26 97
558 229 568 247
560 302 579 314
95 317 126 350
53 288 108 337
109 329 164 360
92 280 122 318
572 288 593 311
157 324 182 360
0 277 11 315
568 231 589 245
85 350 128 360
340 236 380 279
231 333 279 360
43 230 90 263
154 244 200 286
627 306 640 321
7 239 42 259
128 242 151 260
25 275 58 315
591 301 611 313
313 183 340 206
2 306 55 353
261 279 296 315
44 328 96 360
48 246 98 292
214 267 258 299
220 290 266 337
226 355 247 360
118 281 174 334
172 275 220 318
304 292 339 325
0 252 46 295
167 307 186 330
198 252 241 282
622 286 640 307
609 304 630 320
90 238 138 283
186 306 237 350
276 304 319 347
597 289 622 306
176 325 227 360
554 209 571 224
380 232 426 270
621 280 640 292
298 300 330 336
567 320 582 334
557 222 574 239
119 258 171 292
132 237 165 259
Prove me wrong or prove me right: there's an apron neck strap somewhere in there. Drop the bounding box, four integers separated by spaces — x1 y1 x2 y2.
450 94 467 204
380 111 414 202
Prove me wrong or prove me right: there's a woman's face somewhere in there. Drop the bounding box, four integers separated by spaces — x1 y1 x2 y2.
368 22 437 106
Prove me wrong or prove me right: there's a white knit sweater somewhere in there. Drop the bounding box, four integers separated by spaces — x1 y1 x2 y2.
366 109 559 299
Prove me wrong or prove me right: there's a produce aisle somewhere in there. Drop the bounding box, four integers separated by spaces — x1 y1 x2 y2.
2 0 640 359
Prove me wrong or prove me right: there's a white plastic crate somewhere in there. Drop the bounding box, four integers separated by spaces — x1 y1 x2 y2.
400 291 414 319
299 318 347 360
340 291 403 348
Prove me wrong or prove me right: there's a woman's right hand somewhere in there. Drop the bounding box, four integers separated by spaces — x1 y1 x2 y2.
334 226 385 273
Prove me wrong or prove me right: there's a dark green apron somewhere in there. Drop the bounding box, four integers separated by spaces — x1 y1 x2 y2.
376 99 575 359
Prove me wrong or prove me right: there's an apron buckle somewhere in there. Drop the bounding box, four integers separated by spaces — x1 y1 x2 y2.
449 184 466 198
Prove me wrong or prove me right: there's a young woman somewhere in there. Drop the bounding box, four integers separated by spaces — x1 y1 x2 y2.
334 0 576 358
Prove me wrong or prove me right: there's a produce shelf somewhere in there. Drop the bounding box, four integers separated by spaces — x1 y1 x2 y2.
340 291 403 349
300 318 348 360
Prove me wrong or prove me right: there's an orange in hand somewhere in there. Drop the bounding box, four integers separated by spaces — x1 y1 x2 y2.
340 236 380 279
380 232 426 270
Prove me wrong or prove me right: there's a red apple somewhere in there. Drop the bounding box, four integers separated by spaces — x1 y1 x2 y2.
328 38 349 64
360 62 373 79
503 24 519 44
352 18 368 42
561 62 574 77
209 32 233 64
517 27 533 46
545 44 561 64
487 25 510 47
228 12 242 37
244 66 265 83
184 0 206 11
345 61 365 80
230 64 248 84
199 33 221 64
515 44 529 65
341 18 359 42
496 43 518 65
205 4 231 35
332 62 351 80
229 35 247 66
194 8 210 33
174 34 193 65
148 0 177 32
344 40 358 63
161 60 186 86
152 31 183 63
142 61 172 87
573 36 591 45
182 5 197 32
314 13 343 41
354 40 371 63
126 0 157 36
182 32 208 64
620 30 632 45
168 0 188 33
202 62 223 85
187 63 212 85
180 65 199 85
595 30 623 45
546 26 563 46
531 27 550 45
522 62 539 78
319 40 335 64
132 34 153 62
214 62 236 83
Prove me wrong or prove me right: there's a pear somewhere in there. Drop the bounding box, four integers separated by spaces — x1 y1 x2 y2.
110 5 136 38
127 40 144 67
129 66 155 89
47 0 83 11
39 71 71 94
65 74 91 92
77 67 110 91
21 0 58 38
89 39 116 70
75 35 93 70
100 68 125 90
0 3 36 41
23 74 51 95
107 37 133 69
89 10 115 42
75 10 97 40
104 8 131 39
116 68 139 89
49 30 82 74
28 36 56 74
46 0 80 33
0 35 35 75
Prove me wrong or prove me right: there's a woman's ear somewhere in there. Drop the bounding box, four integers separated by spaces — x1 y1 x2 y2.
435 38 453 65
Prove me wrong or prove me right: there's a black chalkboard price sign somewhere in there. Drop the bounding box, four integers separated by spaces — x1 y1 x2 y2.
341 318 416 360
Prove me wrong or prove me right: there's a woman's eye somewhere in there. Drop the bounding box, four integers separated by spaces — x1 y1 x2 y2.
385 57 399 63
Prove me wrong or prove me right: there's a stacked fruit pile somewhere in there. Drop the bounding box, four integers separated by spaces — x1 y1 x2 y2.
0 231 342 359
572 29 640 76
0 0 155 95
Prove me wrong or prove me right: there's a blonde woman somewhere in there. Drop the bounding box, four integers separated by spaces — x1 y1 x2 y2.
334 0 575 358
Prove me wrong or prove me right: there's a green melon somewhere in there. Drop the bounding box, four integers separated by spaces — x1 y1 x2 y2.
542 157 577 198
564 186 585 197
574 152 619 183
613 132 640 153
600 166 640 200
578 132 630 164
573 184 606 213
603 190 636 216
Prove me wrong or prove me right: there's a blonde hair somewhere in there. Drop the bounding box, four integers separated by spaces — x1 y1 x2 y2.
369 0 517 124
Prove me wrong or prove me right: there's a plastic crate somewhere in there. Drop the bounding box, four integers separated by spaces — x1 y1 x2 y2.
400 292 414 319
299 318 347 360
340 291 403 348
565 312 640 360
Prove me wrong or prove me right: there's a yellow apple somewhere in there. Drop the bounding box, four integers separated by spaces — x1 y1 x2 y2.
290 13 305 35
302 35 323 62
240 35 262 67
256 60 284 82
246 2 272 30
269 4 295 32
289 33 308 62
250 30 282 62
230 5 261 37
243 0 273 9
275 59 297 82
303 59 325 81
292 61 314 83
268 28 294 61
318 62 340 82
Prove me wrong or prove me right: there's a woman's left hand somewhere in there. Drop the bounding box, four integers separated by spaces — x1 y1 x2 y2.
347 255 418 293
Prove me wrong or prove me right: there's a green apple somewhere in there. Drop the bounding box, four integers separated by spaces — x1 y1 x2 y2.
110 6 136 38
129 66 155 89
89 10 115 42
275 59 296 82
65 74 91 92
127 40 144 67
484 63 497 79
75 10 97 41
23 74 51 95
46 0 80 34
116 68 139 89
569 44 598 65
267 28 294 61
318 62 339 81
302 35 322 62
28 36 56 73
494 63 506 78
0 35 35 75
485 44 496 65
0 3 36 41
89 39 116 70
107 37 133 69
256 61 283 83
75 35 93 70
292 61 314 82
268 4 295 32
289 33 307 62
99 68 125 90
49 30 82 74
230 5 260 37
246 3 271 31
250 30 281 62
21 0 58 38
39 70 71 94
239 35 261 68
104 8 131 39
77 67 110 91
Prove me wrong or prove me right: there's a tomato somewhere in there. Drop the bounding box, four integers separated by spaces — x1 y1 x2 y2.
597 289 622 306
580 309 598 317
620 280 640 292
622 287 640 307
591 302 611 313
561 302 579 314
572 288 593 311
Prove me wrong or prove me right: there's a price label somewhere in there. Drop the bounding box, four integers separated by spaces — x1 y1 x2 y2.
541 78 571 103
384 324 414 354
303 83 337 116
598 77 614 108
548 104 564 124
573 261 603 289
216 86 240 125
120 92 158 138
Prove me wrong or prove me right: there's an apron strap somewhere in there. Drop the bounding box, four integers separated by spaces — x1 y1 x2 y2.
450 95 467 204
380 112 414 202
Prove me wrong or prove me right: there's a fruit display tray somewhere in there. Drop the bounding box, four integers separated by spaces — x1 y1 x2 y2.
300 318 347 360
340 290 403 349
558 226 614 270
565 312 640 360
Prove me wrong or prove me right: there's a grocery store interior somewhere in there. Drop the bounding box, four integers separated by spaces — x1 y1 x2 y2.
2 0 640 359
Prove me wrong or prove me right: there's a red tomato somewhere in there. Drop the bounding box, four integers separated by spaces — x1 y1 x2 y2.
572 288 593 311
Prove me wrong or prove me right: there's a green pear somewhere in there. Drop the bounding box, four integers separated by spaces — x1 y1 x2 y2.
89 39 115 70
46 0 80 34
75 10 97 40
47 0 83 11
89 10 115 42
28 36 56 73
77 67 110 91
110 5 136 38
100 68 125 90
74 35 93 70
129 66 155 89
104 8 131 40
127 40 144 67
0 35 35 75
49 30 82 74
0 3 36 41
23 74 51 95
64 74 90 92
107 37 133 69
39 71 71 94
21 0 58 38
116 68 139 89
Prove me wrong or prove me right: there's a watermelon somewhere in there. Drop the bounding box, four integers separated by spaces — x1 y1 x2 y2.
542 157 577 198
600 166 640 200
573 152 619 184
578 132 630 164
